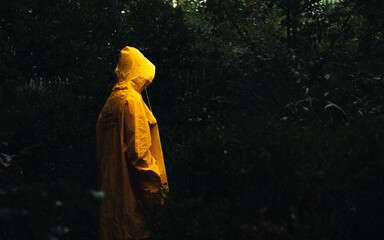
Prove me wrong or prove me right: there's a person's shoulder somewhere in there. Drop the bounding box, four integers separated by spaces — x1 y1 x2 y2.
119 89 142 112
114 88 139 101
123 89 141 102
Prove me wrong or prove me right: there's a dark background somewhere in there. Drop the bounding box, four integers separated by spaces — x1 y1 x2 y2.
1 0 384 239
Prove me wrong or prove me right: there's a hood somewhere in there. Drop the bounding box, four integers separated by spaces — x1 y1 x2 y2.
113 46 155 93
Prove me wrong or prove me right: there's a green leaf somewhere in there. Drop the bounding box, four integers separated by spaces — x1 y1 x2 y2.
324 101 345 114
89 190 106 200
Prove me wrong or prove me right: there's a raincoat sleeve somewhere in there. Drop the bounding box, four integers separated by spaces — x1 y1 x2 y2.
124 96 162 193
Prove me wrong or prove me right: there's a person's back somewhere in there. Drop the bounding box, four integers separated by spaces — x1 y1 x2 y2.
96 46 168 240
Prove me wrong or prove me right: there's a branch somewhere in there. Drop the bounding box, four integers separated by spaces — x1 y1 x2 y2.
221 5 259 57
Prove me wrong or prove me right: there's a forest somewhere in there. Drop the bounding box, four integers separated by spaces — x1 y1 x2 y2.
1 0 384 239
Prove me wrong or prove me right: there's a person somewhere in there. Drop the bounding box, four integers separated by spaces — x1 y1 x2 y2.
96 46 168 240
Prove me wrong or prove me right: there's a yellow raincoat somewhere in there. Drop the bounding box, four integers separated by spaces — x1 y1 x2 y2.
96 46 168 240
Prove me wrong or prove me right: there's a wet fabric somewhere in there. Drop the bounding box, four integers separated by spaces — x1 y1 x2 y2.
96 46 168 240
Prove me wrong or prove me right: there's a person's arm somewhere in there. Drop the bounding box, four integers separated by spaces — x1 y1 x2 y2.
124 95 161 194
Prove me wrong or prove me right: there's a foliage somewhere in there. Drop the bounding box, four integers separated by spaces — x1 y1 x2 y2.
1 0 383 239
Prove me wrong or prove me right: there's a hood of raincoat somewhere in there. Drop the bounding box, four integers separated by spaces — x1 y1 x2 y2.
113 46 155 93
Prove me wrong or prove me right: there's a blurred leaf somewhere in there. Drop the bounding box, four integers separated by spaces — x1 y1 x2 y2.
324 101 346 114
